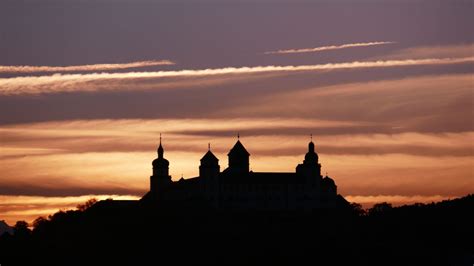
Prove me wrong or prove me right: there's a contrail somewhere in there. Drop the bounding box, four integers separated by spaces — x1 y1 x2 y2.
0 60 175 74
264 41 395 55
0 57 472 95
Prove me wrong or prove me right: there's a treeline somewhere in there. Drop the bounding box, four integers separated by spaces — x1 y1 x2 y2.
0 195 472 266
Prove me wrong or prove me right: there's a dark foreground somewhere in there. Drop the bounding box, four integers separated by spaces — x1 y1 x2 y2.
1 195 473 266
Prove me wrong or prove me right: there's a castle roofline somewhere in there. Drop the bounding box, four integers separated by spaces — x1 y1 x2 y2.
201 150 219 162
227 140 250 156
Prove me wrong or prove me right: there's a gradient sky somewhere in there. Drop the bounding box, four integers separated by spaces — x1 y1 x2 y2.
1 0 473 225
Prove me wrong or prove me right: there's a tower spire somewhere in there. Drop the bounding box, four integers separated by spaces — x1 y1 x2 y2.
158 133 164 158
237 132 240 140
208 142 211 151
310 133 313 142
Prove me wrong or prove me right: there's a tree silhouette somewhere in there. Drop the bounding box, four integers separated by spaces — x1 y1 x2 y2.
13 221 30 238
1 195 472 266
32 216 48 235
76 198 97 211
349 202 366 216
368 202 393 216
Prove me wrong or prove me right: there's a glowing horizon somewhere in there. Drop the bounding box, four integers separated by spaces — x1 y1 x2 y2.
1 117 472 225
0 194 140 226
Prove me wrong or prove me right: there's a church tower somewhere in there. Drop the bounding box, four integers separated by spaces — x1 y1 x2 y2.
150 135 171 192
227 135 250 174
200 143 220 178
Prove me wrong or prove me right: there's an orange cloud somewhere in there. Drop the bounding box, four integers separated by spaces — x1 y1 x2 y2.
264 41 395 55
1 119 472 197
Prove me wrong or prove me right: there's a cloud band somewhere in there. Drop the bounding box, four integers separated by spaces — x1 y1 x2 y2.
0 56 472 95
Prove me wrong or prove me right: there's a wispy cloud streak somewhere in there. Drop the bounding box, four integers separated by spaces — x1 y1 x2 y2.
377 43 474 60
0 60 175 74
1 57 472 95
264 41 395 55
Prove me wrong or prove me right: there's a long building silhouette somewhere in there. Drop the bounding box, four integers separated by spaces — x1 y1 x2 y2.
141 136 347 210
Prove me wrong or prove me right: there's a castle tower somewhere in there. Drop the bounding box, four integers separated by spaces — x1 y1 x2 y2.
200 143 220 178
150 135 171 192
296 137 322 178
304 140 319 166
227 135 250 174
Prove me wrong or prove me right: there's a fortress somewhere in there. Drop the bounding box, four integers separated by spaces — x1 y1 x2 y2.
141 136 347 210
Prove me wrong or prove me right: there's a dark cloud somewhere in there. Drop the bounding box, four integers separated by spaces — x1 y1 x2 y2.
2 127 472 158
225 73 474 134
168 125 396 137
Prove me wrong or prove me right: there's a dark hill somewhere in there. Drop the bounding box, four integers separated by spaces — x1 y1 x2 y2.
1 195 473 266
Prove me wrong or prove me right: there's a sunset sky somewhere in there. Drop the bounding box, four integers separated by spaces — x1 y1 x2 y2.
1 0 473 225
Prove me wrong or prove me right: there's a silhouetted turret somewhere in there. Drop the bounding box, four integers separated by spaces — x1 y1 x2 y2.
227 137 250 174
304 141 319 165
296 138 322 178
200 144 220 178
150 135 171 192
322 174 337 195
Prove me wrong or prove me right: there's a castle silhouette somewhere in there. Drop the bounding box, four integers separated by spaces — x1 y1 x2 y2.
141 135 347 210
